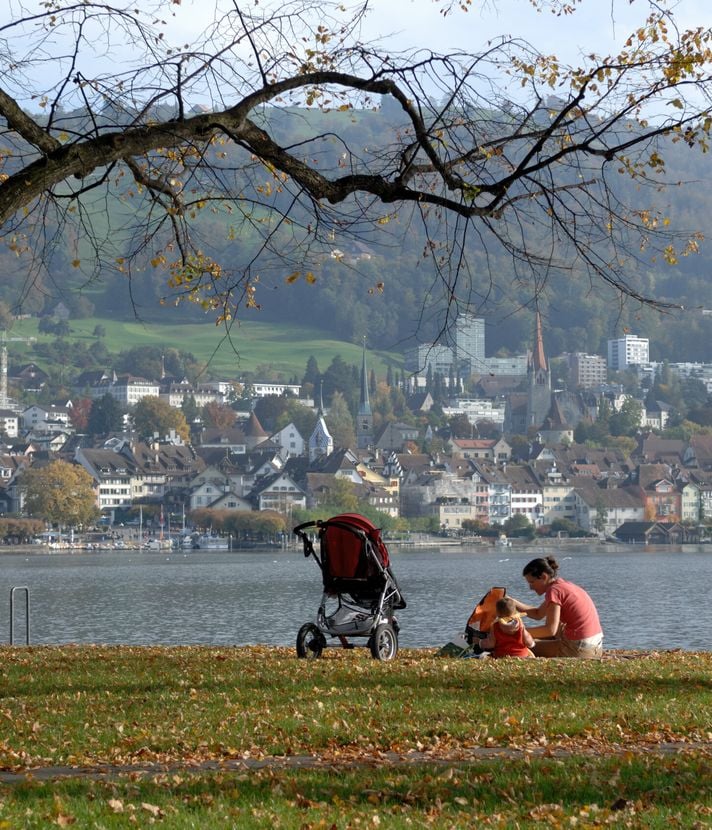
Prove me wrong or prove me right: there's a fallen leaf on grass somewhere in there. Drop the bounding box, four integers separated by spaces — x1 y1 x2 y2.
528 803 564 820
142 803 164 818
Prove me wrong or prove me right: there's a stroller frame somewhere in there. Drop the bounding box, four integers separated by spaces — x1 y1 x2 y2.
294 514 406 661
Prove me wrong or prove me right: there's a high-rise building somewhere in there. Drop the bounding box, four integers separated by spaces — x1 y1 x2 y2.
607 335 649 371
405 343 454 375
454 314 486 376
568 352 608 388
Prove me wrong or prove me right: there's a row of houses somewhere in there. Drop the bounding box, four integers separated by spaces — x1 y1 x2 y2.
3 404 712 538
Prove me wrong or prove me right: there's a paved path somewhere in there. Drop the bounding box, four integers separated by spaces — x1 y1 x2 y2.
1 741 708 784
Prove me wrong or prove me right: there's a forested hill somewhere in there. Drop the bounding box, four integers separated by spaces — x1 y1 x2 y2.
2 102 712 363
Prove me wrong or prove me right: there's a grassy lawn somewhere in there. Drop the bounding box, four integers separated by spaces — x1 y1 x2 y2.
9 316 400 378
0 646 709 827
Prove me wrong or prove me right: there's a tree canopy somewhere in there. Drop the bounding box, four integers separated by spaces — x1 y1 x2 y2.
21 460 99 528
1 0 711 343
132 396 190 441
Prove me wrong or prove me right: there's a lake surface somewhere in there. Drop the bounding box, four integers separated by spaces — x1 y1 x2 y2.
1 544 710 652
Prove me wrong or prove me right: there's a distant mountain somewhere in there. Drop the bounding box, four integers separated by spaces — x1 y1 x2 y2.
2 104 711 364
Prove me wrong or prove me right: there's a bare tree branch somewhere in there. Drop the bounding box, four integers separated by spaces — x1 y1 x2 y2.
0 0 710 328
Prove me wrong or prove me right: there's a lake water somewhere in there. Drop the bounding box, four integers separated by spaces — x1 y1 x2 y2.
1 545 710 652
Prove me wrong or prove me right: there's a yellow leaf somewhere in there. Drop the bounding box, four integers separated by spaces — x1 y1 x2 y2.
285 271 300 284
305 272 317 284
71 259 80 268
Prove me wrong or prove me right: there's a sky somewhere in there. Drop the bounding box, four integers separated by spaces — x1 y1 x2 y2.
2 0 710 106
159 0 712 65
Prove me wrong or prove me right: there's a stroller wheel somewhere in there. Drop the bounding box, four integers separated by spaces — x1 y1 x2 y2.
296 623 325 659
369 622 398 661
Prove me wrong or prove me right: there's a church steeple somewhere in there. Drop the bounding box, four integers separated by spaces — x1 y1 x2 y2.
531 311 548 373
526 310 552 430
309 380 333 462
357 338 374 450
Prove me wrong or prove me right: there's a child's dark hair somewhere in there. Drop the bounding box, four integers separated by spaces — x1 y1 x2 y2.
496 597 517 617
522 556 559 579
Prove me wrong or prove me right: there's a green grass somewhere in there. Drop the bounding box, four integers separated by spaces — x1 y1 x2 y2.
8 316 402 378
3 754 708 828
0 646 710 827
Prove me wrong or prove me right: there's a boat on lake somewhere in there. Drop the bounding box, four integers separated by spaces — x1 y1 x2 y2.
194 534 230 550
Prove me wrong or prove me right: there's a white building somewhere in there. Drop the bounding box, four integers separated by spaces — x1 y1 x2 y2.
406 343 454 375
0 409 19 438
442 398 507 428
607 335 649 371
251 382 301 398
90 375 161 406
454 314 486 375
270 422 305 459
482 355 528 376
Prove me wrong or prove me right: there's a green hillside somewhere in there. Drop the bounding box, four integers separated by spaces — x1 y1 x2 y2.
3 105 712 363
8 317 401 381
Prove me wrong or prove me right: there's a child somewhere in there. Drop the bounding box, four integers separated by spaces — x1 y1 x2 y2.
481 597 535 658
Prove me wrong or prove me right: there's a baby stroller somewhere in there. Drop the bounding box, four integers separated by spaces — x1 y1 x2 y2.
293 513 406 661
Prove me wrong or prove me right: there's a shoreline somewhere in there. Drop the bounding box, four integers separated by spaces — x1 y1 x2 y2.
3 538 709 556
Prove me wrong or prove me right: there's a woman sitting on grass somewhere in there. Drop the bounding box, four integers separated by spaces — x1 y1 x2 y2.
480 597 535 658
513 556 604 658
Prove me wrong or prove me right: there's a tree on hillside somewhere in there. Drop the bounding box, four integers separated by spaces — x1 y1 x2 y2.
21 460 99 528
180 393 200 425
115 347 163 381
201 401 237 430
69 397 92 431
253 394 291 432
1 1 710 337
609 397 643 437
273 398 317 440
325 391 356 449
87 393 124 436
133 396 190 442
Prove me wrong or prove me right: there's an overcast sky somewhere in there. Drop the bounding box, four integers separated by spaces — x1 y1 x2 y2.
2 0 710 105
160 0 711 65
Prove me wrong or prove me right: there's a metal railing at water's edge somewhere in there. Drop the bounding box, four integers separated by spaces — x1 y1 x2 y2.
10 586 30 645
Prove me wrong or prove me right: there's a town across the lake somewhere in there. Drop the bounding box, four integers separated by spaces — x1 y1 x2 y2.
2 313 712 546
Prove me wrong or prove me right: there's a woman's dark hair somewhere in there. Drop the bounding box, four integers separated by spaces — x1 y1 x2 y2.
522 556 559 579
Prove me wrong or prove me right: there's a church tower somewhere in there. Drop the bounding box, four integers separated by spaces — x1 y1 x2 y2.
526 311 552 430
357 339 374 450
309 381 333 462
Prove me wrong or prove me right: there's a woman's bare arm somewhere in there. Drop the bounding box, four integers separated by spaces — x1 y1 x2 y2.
525 602 561 640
